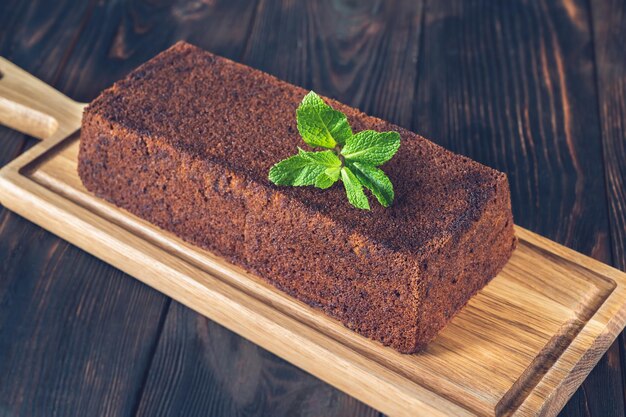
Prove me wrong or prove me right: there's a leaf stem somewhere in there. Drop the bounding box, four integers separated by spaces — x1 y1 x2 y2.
333 145 345 167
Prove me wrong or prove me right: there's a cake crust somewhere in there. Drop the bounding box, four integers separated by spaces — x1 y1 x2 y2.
78 41 516 353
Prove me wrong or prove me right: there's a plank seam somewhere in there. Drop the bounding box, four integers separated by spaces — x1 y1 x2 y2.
238 0 263 63
410 0 428 134
48 0 99 90
129 297 172 417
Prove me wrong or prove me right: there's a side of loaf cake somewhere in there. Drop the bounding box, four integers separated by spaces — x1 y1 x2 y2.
78 41 516 353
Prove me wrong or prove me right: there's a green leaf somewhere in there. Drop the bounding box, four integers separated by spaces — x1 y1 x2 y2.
349 161 395 207
341 130 400 166
296 91 352 148
340 166 370 210
269 149 341 186
314 166 341 189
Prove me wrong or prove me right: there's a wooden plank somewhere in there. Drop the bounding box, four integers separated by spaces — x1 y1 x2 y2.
413 1 621 415
134 301 379 417
243 0 423 127
591 0 626 289
0 215 168 417
0 2 170 417
0 0 92 83
133 1 423 415
52 0 260 103
589 0 626 411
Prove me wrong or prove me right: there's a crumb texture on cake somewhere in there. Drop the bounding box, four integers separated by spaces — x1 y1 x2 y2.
78 41 516 353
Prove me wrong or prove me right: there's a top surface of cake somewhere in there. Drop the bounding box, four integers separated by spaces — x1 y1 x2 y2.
86 41 506 256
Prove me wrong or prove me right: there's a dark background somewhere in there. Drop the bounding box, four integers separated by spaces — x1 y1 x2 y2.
0 0 625 416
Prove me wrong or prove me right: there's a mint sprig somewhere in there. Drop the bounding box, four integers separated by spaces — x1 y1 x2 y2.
268 91 400 210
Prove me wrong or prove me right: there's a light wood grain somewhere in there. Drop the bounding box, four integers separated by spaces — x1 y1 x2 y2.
2 58 626 417
0 57 85 140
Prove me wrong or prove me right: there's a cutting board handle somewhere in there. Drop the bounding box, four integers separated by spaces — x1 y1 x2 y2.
0 57 85 140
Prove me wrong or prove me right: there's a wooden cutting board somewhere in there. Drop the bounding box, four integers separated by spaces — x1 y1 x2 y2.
2 57 626 417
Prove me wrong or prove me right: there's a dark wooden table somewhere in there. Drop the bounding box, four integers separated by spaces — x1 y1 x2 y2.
1 1 624 416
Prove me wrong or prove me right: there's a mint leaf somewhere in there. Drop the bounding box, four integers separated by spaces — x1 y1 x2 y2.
340 166 370 210
315 166 341 189
296 91 352 148
349 161 394 207
269 149 341 186
341 130 400 166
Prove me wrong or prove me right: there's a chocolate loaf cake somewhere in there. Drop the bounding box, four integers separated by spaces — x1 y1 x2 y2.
78 41 516 353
